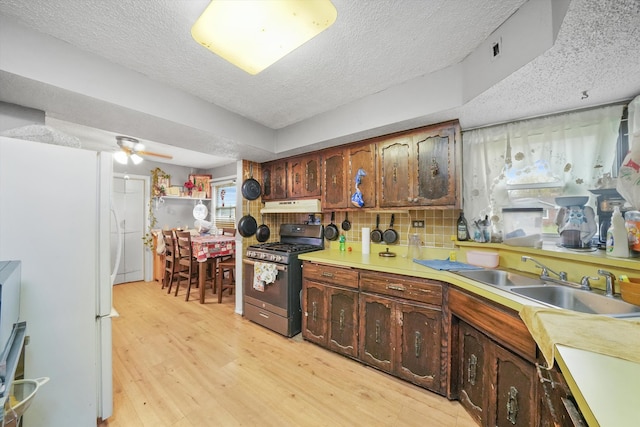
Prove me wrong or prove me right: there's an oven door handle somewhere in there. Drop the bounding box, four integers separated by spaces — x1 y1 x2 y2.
243 259 288 272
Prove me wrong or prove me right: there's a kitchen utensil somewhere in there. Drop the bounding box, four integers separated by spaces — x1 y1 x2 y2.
379 248 396 257
237 201 257 237
341 212 351 231
241 164 261 200
370 214 382 243
256 215 270 242
383 214 398 244
325 212 339 241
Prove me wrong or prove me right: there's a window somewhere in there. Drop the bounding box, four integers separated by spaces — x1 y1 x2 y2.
462 104 626 238
212 181 236 229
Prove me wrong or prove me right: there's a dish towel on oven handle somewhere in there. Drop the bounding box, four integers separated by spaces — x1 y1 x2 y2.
253 262 278 292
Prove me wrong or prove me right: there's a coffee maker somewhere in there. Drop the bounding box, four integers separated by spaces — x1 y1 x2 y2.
590 188 631 248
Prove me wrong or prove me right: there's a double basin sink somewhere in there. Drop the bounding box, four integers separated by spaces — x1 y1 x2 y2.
454 269 640 318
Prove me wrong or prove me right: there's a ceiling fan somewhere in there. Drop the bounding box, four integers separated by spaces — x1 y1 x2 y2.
114 135 173 165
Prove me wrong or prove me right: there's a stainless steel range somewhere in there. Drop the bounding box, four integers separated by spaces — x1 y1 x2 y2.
243 224 324 337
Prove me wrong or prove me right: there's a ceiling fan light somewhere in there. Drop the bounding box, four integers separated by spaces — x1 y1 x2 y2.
130 153 144 165
114 151 129 164
191 0 337 75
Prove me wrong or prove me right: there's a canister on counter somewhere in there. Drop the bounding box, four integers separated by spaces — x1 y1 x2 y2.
625 210 640 252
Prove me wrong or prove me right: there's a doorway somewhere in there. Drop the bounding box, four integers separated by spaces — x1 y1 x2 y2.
111 174 148 284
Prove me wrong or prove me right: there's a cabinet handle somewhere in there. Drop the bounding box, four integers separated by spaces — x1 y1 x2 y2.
332 174 337 185
430 157 439 176
414 331 422 358
339 309 345 331
295 172 301 185
312 301 318 322
467 354 477 386
375 320 381 343
386 284 405 292
507 386 519 424
321 271 335 278
535 363 555 388
392 165 397 182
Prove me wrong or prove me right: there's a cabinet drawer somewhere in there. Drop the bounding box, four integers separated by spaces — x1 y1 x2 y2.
303 262 359 288
360 272 442 306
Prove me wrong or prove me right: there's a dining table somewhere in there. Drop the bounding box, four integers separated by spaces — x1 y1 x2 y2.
191 234 235 304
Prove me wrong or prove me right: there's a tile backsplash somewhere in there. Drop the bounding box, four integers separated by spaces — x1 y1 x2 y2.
251 208 458 249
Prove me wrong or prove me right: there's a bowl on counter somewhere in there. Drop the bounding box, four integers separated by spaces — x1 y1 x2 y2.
555 196 589 207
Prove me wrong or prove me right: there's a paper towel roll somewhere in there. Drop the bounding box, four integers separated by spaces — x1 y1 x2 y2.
361 227 370 254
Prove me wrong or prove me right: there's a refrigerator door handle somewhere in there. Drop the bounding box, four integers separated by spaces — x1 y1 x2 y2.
96 307 120 320
110 207 122 286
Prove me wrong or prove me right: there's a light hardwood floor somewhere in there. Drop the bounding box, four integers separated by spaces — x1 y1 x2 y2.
99 281 476 427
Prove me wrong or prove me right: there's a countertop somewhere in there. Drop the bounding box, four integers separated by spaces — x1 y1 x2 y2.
299 247 640 427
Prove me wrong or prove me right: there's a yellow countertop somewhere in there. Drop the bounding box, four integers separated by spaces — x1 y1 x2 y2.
299 246 640 427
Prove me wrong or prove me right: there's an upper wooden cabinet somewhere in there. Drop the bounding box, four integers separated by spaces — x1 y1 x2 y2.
348 143 377 209
262 160 287 200
288 154 321 199
378 121 460 208
323 148 348 209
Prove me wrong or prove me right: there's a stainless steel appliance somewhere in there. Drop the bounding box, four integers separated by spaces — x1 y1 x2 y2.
243 224 324 337
590 188 631 247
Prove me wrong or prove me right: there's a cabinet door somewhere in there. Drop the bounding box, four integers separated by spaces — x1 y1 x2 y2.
273 161 287 199
348 143 376 208
327 286 358 358
491 345 537 427
261 163 273 200
302 281 328 346
396 302 442 392
323 149 348 209
359 293 394 373
378 135 412 207
413 124 457 206
288 157 305 198
303 155 321 197
458 322 487 426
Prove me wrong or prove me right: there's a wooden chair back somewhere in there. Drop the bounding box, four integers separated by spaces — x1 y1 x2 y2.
222 227 237 237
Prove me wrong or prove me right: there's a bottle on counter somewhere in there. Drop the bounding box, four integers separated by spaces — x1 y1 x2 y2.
606 206 629 258
339 234 346 252
457 211 470 241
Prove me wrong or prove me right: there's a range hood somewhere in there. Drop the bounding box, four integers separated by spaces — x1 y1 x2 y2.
260 199 322 214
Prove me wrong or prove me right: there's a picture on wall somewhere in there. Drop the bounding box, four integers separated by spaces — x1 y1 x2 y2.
189 174 212 198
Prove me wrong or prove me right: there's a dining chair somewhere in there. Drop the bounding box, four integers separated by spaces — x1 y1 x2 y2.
216 227 237 302
161 229 180 293
175 230 199 301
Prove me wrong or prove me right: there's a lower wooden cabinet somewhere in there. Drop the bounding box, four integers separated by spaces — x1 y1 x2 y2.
302 263 359 358
457 320 537 427
458 321 487 425
537 361 587 426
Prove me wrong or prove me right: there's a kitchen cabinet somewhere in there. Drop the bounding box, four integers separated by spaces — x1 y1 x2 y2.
302 263 359 358
359 272 445 393
458 321 487 425
262 160 287 200
378 121 460 207
450 288 538 427
537 361 587 427
288 153 321 199
348 142 376 208
323 148 348 209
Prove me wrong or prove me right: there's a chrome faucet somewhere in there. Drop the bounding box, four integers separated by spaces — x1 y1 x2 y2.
521 256 568 282
597 269 616 297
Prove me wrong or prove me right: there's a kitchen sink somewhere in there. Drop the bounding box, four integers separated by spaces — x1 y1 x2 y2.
454 269 544 287
510 285 640 318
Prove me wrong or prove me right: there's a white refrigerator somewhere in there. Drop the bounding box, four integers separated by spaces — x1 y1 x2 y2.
0 135 115 426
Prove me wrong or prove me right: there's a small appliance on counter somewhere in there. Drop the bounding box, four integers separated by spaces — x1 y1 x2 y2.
589 188 633 248
554 196 597 249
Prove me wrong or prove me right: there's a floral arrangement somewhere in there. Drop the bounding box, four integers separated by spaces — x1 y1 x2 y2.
184 180 195 191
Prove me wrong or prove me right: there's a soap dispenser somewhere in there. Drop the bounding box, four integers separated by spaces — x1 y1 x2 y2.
606 206 629 258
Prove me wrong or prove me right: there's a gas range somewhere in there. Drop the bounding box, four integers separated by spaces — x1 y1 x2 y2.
246 224 324 264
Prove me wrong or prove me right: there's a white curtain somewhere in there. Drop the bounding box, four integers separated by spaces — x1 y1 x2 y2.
462 105 624 225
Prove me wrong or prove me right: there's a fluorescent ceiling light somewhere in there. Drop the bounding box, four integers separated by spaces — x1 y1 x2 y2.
191 0 337 75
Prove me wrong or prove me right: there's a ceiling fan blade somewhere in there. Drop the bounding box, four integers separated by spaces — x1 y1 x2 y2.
137 150 173 159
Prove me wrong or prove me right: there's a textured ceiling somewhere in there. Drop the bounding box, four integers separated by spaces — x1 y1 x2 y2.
1 0 640 168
